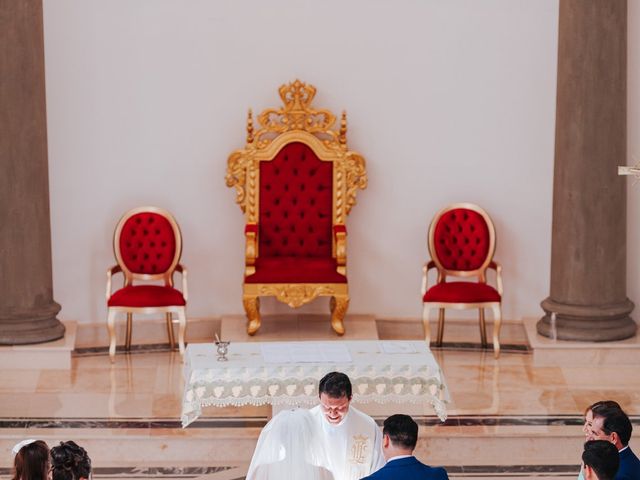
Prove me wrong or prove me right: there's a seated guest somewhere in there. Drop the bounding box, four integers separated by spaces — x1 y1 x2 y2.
582 440 620 480
584 401 622 438
11 439 50 480
579 401 623 480
588 405 640 480
361 414 448 480
50 441 92 480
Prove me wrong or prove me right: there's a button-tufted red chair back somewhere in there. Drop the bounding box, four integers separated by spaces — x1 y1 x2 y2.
117 212 179 277
422 203 503 357
259 142 333 259
106 206 188 363
431 208 492 273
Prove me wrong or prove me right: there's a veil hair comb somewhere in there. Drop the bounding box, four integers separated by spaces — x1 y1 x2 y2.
12 439 37 455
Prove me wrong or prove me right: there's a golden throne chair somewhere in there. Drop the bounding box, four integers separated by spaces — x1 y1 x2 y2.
105 206 188 362
421 203 503 357
225 80 367 336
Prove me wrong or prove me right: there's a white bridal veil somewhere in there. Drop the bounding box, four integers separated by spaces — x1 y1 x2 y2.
246 408 334 480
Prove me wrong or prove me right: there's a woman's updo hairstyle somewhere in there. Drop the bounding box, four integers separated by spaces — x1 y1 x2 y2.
11 440 50 480
50 441 91 480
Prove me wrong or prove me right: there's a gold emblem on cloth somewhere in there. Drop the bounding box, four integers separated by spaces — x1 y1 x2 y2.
349 434 369 464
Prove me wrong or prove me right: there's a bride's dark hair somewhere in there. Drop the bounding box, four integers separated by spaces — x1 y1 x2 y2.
11 440 49 480
50 441 91 480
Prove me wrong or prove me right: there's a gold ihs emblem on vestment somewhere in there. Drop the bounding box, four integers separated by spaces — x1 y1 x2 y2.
349 434 369 464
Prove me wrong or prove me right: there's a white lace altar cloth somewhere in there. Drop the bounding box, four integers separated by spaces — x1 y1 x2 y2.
181 340 449 427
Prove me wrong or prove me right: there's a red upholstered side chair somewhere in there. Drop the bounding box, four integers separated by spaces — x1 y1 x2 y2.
421 203 503 357
105 206 188 362
226 80 367 336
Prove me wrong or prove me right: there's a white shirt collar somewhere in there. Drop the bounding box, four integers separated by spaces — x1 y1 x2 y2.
387 454 413 463
619 445 629 453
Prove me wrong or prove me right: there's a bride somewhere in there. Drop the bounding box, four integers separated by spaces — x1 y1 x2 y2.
246 408 334 480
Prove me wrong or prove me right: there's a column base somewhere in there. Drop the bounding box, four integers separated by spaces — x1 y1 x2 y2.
0 301 65 345
537 297 636 341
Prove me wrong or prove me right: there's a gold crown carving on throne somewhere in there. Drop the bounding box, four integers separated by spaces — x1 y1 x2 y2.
249 79 344 147
226 79 367 224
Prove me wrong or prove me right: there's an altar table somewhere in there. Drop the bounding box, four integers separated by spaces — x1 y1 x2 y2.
181 340 449 427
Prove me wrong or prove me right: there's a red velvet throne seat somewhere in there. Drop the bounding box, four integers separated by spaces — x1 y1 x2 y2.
226 80 367 335
105 206 188 362
421 203 503 357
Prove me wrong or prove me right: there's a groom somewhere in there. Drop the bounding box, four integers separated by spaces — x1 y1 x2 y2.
309 372 384 480
361 414 448 480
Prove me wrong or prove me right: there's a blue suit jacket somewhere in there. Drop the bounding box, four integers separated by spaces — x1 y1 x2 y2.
617 446 640 480
361 456 449 480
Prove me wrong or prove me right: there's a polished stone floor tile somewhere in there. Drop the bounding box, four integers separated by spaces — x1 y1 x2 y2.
36 367 158 394
26 392 155 418
560 365 640 389
569 389 639 414
3 323 640 478
0 369 41 392
0 345 635 423
499 365 568 387
221 314 378 342
151 394 183 417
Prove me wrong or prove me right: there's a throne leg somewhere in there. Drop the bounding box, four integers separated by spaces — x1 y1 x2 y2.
243 296 261 335
330 296 348 336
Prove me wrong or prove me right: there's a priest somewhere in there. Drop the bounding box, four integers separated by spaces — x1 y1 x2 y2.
309 372 385 480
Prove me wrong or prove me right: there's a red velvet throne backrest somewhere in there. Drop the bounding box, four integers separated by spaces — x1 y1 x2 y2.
432 208 492 272
259 142 333 258
117 212 179 275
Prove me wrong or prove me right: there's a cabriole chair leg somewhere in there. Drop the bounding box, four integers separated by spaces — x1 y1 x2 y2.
125 313 133 351
492 305 502 358
107 310 117 363
436 308 445 347
479 308 488 347
422 304 431 347
165 312 176 351
177 308 187 356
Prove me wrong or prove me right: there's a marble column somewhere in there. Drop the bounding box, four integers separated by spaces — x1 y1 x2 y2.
0 0 65 344
538 0 636 341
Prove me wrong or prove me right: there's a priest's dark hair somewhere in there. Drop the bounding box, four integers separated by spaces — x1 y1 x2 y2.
383 414 418 450
50 441 92 480
582 440 619 480
318 371 352 399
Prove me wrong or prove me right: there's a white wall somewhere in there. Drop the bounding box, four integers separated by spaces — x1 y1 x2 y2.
43 0 559 324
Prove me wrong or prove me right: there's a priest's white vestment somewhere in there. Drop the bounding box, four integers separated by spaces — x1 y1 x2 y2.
309 405 384 480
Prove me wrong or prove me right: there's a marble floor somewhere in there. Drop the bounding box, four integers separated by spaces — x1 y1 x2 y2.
1 317 638 480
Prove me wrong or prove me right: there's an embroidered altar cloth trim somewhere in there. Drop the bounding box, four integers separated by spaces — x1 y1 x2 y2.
181 340 449 427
